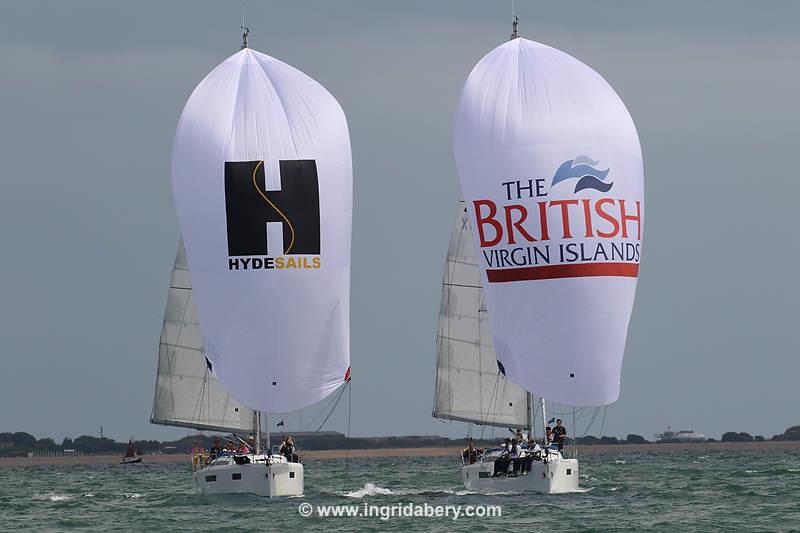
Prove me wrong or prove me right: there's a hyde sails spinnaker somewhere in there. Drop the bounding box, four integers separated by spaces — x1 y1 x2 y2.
171 47 352 413
453 38 643 407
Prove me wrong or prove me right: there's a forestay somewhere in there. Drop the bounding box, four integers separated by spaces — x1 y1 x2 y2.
433 202 529 429
454 38 644 407
171 48 352 412
151 241 255 433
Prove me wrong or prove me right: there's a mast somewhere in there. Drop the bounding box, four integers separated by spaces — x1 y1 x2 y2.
526 392 533 437
265 412 271 454
253 410 260 454
541 397 548 446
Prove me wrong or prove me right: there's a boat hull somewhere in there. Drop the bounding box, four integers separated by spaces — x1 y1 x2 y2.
462 454 579 494
120 457 142 464
193 455 303 497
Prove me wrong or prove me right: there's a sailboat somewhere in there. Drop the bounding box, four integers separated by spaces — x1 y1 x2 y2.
434 203 578 493
443 18 644 494
162 27 353 497
151 241 299 494
121 437 142 464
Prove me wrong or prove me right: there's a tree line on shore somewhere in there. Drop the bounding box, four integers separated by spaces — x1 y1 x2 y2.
1 426 798 457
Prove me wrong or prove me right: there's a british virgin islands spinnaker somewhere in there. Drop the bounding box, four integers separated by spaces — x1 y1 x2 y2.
436 18 643 493
165 30 352 497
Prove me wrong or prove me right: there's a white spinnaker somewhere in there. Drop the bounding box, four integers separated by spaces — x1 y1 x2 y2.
171 48 352 412
454 38 643 407
151 241 255 433
434 202 529 428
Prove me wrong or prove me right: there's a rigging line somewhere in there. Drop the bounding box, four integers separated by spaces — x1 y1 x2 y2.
302 383 345 431
345 380 352 479
599 406 608 437
482 372 501 427
583 407 600 437
250 160 296 254
315 382 349 432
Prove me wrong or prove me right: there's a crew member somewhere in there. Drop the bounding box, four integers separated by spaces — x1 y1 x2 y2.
552 419 568 452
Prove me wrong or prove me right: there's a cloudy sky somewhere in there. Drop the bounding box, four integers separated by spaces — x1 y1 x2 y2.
1 1 798 443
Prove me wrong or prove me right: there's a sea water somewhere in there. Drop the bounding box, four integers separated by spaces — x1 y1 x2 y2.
1 449 798 532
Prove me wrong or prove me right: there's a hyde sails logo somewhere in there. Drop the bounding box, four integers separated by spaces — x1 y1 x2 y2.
224 159 321 271
474 155 641 283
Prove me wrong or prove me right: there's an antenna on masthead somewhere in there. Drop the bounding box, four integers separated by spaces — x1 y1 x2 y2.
510 16 519 40
241 26 250 50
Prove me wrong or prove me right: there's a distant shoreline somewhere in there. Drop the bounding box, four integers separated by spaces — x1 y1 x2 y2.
1 441 798 467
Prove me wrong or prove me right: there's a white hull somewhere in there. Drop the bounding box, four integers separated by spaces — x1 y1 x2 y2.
193 454 303 497
463 451 579 494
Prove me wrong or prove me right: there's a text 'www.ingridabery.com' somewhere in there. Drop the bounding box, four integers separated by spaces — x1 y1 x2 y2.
297 502 502 521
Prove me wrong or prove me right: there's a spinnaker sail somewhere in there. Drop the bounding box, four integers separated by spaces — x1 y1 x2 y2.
171 47 352 413
453 38 643 407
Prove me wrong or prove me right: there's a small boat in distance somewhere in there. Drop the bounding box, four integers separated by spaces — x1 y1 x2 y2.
120 438 142 464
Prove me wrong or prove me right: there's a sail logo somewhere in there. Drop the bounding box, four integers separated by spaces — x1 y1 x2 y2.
474 157 641 283
224 160 321 271
551 156 612 193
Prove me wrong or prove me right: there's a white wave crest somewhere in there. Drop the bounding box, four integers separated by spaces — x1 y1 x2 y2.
33 492 72 502
344 483 394 498
123 492 144 499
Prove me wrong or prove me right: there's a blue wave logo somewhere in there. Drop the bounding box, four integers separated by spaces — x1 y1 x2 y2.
551 156 612 193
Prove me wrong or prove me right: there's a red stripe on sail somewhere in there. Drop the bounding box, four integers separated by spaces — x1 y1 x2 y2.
486 262 639 283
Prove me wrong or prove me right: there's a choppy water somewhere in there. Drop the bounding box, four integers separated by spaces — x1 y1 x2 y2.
1 449 798 531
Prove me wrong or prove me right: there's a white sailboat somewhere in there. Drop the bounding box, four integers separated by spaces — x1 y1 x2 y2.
444 19 643 494
151 241 302 496
434 203 578 494
157 24 353 498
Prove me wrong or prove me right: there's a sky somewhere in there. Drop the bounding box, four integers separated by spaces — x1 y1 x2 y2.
1 1 799 444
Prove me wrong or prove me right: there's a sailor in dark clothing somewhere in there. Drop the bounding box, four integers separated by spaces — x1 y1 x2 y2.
552 419 568 452
462 438 480 464
492 438 513 477
279 436 298 462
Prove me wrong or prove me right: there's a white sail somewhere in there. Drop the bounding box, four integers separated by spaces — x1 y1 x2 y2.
433 202 529 428
171 47 352 412
151 241 256 433
454 38 643 407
